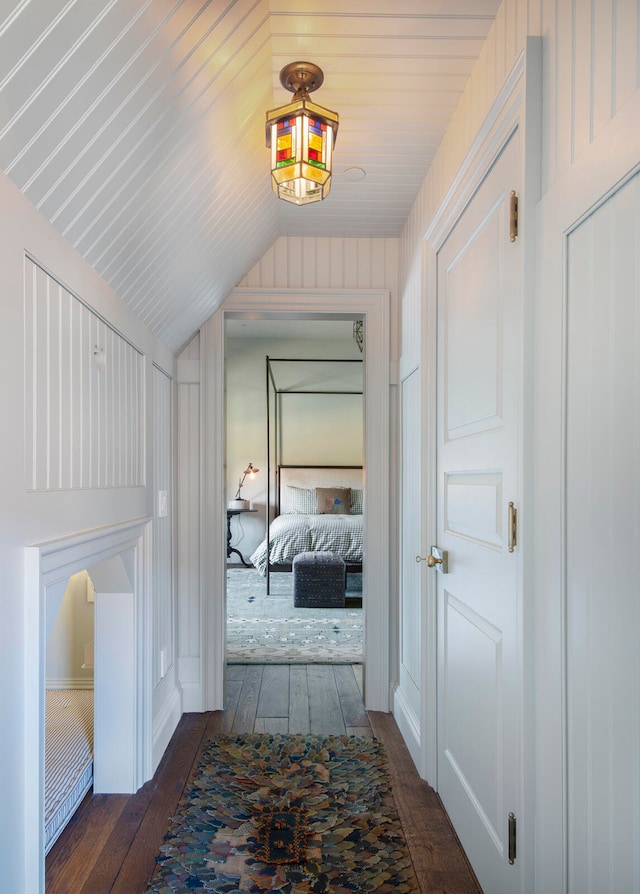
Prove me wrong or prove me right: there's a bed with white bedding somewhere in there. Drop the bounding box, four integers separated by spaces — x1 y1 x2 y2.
250 465 364 580
45 689 94 854
250 511 363 575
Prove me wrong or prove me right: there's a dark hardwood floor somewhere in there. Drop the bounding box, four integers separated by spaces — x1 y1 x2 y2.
46 664 482 894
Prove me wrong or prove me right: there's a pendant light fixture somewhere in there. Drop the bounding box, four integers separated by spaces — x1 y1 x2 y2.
266 62 339 205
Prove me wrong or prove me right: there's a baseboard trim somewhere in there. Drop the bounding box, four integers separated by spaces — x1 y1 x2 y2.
393 686 422 774
46 677 94 690
152 685 182 772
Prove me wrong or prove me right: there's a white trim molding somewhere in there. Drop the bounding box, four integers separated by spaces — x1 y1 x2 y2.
419 39 542 885
152 681 182 770
201 288 391 712
393 685 421 769
45 678 94 690
24 517 154 894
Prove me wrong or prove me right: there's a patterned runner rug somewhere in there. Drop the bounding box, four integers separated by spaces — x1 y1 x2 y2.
143 733 418 894
226 569 363 664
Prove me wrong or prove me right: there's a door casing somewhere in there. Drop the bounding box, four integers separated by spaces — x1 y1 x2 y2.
201 288 391 713
417 38 541 885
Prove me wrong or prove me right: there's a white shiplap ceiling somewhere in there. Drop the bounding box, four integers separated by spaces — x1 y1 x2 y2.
0 0 501 351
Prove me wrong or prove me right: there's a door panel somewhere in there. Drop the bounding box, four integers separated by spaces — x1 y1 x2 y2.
436 130 522 894
445 472 503 547
445 202 503 439
442 590 503 842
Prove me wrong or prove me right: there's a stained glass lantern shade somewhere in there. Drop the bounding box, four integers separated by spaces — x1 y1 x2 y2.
266 95 339 205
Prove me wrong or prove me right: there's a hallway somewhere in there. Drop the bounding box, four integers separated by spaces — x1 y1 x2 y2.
46 665 481 894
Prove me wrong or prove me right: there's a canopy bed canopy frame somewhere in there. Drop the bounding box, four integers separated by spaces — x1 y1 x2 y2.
262 355 364 594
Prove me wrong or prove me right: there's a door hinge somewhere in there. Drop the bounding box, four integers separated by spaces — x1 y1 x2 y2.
509 190 518 242
508 812 517 864
508 501 517 553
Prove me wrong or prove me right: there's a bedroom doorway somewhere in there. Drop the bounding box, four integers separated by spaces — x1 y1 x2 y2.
202 287 390 714
224 318 365 666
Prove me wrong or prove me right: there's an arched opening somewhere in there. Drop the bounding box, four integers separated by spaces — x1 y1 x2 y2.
25 519 152 894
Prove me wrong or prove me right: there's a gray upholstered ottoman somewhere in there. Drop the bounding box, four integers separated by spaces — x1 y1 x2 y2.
293 551 346 608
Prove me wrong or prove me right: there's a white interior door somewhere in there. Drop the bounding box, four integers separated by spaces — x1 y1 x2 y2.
435 130 523 893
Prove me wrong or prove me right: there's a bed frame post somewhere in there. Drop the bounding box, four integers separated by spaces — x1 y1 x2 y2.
265 356 272 595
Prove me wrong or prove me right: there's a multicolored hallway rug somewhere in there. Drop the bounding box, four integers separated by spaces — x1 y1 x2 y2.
226 569 363 664
143 733 418 894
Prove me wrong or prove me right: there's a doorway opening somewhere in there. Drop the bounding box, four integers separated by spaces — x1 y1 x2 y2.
204 289 391 713
25 518 152 894
224 318 365 665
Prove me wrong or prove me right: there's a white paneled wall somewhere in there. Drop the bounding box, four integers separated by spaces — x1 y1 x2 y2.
565 171 640 894
397 0 640 619
239 236 400 361
400 0 640 360
24 257 145 490
152 363 173 685
395 1 640 890
240 235 399 291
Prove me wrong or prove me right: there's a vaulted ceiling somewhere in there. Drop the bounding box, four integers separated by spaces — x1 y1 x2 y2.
0 1 501 351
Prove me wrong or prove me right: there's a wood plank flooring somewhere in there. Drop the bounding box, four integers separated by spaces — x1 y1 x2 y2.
46 664 482 894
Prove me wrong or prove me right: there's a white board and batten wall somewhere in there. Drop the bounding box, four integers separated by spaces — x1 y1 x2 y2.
0 171 179 894
564 164 640 894
535 95 640 894
397 2 640 892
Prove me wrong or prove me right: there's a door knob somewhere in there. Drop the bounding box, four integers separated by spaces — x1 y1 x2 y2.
415 547 448 573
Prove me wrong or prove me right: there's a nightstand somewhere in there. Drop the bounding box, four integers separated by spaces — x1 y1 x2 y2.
226 508 257 566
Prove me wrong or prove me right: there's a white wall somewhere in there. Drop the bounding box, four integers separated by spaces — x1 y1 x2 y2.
225 334 364 562
239 237 400 365
0 170 177 893
400 0 640 370
397 1 640 891
401 0 639 299
46 571 94 687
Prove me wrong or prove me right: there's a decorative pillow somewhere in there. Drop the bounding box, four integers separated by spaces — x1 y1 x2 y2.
316 486 351 514
350 488 364 514
284 486 317 514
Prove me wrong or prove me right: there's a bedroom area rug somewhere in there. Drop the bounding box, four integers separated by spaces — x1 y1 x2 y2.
142 732 418 894
226 569 363 664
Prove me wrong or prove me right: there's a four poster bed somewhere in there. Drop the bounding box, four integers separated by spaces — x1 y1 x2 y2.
249 356 364 594
249 464 364 575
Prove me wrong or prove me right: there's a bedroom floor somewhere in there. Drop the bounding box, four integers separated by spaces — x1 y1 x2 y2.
45 664 482 894
226 566 363 663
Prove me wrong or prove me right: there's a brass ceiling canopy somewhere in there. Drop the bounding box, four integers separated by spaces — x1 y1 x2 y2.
279 61 324 95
